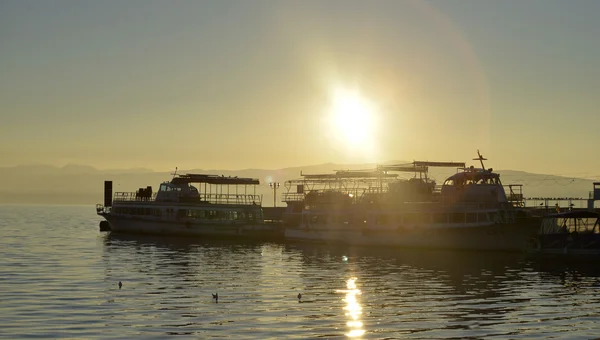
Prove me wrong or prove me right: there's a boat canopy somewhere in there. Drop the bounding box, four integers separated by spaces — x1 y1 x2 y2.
171 174 259 185
540 210 600 234
300 170 397 179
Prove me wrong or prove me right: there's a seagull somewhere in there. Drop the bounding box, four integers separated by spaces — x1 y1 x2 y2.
212 293 218 303
118 281 122 289
297 293 302 302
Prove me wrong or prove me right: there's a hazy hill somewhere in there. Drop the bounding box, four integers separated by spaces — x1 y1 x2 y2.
0 163 596 206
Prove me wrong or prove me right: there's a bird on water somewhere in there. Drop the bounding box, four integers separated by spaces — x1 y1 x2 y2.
297 293 302 302
118 281 122 289
212 293 218 303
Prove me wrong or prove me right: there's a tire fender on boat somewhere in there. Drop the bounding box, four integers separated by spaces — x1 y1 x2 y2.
99 220 111 232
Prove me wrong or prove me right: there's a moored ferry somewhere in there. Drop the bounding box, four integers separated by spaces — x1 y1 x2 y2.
283 151 540 252
96 173 283 239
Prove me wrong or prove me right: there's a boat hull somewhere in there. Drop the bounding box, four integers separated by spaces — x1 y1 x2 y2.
285 222 540 252
531 248 600 257
100 214 283 240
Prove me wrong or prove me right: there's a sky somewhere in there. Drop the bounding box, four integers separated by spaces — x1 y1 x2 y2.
1 0 599 177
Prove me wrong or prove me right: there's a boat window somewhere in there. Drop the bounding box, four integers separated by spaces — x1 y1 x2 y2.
189 209 207 219
160 184 167 191
377 215 389 224
478 212 488 222
466 213 477 223
451 213 465 223
342 215 351 224
404 214 417 224
433 214 447 224
444 179 454 186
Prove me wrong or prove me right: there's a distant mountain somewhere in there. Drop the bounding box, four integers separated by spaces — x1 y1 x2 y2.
60 164 100 175
0 163 597 206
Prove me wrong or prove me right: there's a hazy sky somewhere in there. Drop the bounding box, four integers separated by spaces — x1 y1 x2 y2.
2 0 599 176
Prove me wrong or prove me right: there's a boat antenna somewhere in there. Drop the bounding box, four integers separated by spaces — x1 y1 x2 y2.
171 167 178 179
473 150 487 170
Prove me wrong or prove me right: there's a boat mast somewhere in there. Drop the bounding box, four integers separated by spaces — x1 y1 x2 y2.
474 150 487 170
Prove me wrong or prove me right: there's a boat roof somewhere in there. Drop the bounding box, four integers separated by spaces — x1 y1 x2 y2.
171 174 259 185
445 168 500 182
543 211 600 219
413 161 466 168
300 170 397 179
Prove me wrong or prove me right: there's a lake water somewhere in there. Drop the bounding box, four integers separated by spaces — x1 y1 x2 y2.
1 205 600 339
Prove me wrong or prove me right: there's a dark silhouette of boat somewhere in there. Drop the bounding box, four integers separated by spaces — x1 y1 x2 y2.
532 210 600 257
96 171 283 240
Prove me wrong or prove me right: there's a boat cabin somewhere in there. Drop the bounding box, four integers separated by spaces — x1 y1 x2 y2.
440 167 508 204
156 181 200 202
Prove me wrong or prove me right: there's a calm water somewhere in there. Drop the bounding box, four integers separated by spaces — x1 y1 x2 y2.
1 205 600 339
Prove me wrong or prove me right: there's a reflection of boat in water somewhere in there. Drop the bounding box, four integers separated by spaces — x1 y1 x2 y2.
284 151 540 252
531 210 600 257
96 172 283 240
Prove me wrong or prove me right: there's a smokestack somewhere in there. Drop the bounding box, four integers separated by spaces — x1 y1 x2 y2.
104 181 113 207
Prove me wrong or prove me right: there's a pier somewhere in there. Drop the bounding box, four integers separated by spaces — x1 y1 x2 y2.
520 182 600 215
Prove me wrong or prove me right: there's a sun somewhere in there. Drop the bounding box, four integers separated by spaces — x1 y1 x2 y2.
326 88 377 151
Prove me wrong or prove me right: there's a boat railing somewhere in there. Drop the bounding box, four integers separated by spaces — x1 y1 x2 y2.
112 191 262 205
198 193 263 206
283 189 370 203
364 187 389 194
113 192 158 202
283 192 304 202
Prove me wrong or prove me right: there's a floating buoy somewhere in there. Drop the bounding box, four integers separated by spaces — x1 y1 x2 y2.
99 221 111 232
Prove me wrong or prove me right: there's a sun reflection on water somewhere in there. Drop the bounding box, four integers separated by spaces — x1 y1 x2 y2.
337 277 365 338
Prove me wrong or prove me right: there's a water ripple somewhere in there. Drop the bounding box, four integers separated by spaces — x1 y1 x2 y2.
1 205 600 339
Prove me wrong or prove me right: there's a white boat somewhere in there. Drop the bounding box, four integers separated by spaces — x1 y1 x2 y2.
283 151 540 252
96 173 283 239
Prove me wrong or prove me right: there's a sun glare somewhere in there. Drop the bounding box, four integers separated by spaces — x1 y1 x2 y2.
336 277 365 337
326 88 377 153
